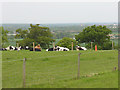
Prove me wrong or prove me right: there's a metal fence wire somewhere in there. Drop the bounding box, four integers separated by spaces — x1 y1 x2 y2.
2 50 117 88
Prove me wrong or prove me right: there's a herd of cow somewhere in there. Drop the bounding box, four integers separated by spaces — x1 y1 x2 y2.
0 46 30 51
0 45 87 51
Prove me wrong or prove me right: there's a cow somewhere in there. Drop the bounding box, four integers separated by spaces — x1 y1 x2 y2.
76 45 87 51
46 48 54 51
20 46 30 50
46 48 58 51
6 46 15 51
56 46 69 51
46 46 69 51
5 46 21 51
0 48 7 51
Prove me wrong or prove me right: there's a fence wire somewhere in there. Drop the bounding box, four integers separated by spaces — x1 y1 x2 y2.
2 50 118 88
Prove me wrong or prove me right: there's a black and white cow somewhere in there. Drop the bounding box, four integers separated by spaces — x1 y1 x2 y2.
76 46 87 51
0 48 7 51
6 46 15 51
56 46 69 51
46 46 69 51
5 46 21 51
20 46 29 50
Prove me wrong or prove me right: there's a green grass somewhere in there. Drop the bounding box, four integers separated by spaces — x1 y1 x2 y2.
2 50 118 88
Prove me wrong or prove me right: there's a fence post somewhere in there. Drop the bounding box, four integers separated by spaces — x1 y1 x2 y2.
33 42 35 51
53 42 55 51
23 58 26 88
77 53 81 79
112 41 114 50
72 42 73 51
17 43 19 48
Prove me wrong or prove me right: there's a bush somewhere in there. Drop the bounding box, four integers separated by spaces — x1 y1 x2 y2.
102 41 112 50
18 38 34 49
56 37 77 50
85 41 113 50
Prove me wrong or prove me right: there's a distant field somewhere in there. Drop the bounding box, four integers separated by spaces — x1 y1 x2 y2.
2 50 118 88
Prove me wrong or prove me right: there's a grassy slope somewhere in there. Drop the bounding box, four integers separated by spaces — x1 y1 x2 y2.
31 71 118 88
2 50 118 88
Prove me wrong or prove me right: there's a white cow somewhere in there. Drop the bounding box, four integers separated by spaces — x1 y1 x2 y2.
56 46 69 51
76 46 87 51
81 47 87 50
6 45 21 51
6 46 15 51
46 46 69 51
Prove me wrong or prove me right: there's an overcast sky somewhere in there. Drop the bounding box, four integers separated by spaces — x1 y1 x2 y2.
1 1 118 24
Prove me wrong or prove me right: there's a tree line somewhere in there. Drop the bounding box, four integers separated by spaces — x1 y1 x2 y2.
1 24 117 50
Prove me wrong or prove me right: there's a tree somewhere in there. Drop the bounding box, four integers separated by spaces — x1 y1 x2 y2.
0 27 9 47
75 25 112 50
56 37 77 50
18 24 55 49
15 28 28 39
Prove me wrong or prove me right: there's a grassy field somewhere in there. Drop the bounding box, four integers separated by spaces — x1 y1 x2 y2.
2 50 118 88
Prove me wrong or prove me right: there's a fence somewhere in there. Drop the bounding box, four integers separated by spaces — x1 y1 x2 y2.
2 51 79 88
2 50 117 88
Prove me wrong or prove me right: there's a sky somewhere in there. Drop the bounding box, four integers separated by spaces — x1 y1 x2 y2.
1 0 119 24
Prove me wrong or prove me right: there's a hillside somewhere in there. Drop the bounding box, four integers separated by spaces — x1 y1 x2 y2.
2 50 118 88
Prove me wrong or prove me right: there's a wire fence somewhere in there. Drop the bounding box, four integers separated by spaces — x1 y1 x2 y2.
2 50 117 88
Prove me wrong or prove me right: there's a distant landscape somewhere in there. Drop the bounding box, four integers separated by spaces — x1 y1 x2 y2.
1 1 118 88
1 23 118 47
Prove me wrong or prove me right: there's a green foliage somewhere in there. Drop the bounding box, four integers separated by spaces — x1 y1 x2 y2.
53 32 75 39
86 41 113 50
75 25 112 44
17 24 55 49
15 28 28 39
56 37 77 50
75 25 112 50
102 41 112 50
19 38 34 48
0 26 9 47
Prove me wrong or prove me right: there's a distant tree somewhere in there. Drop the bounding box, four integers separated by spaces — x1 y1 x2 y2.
56 37 77 50
0 27 9 47
18 24 55 49
75 25 112 50
15 28 28 39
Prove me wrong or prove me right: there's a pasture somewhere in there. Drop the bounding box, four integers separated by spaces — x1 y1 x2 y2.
2 50 118 88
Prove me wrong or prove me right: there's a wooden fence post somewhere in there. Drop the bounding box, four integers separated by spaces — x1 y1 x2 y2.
33 42 35 51
77 53 81 79
23 58 26 88
112 41 114 50
53 42 55 51
17 43 19 48
72 42 73 51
